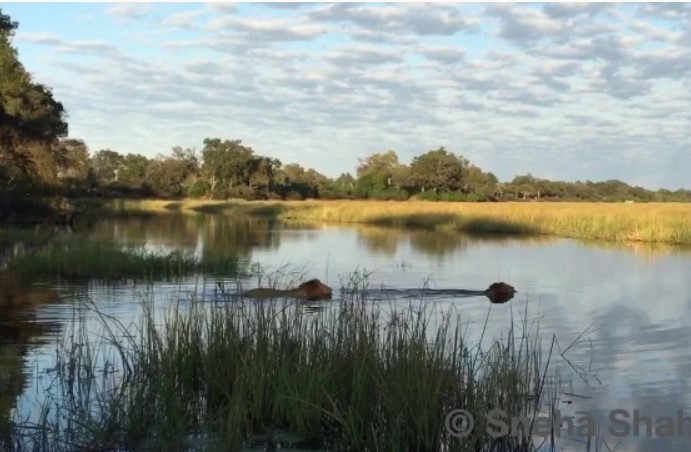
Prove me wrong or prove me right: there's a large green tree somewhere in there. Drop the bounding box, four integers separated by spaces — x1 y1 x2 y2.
410 147 469 192
0 9 67 190
201 138 255 197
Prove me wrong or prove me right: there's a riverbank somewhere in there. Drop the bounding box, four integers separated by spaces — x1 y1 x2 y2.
100 199 691 245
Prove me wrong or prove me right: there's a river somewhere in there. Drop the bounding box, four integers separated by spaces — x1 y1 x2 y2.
2 213 691 451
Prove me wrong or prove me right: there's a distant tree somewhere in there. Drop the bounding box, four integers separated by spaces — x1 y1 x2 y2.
410 147 468 192
145 156 190 198
118 153 150 189
201 138 255 197
249 156 281 197
90 149 124 185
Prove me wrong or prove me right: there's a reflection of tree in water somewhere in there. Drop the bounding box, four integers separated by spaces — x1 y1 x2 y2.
356 226 400 256
0 275 61 440
408 230 470 257
83 213 281 260
354 224 556 258
200 215 279 258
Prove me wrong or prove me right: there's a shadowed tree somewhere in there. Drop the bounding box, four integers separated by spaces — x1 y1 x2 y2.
118 153 150 190
53 138 92 189
90 149 124 186
0 9 67 191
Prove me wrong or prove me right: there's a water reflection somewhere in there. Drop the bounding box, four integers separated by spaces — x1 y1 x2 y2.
0 275 62 436
355 224 555 258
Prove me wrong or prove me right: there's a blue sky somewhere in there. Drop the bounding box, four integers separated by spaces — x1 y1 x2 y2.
3 2 690 190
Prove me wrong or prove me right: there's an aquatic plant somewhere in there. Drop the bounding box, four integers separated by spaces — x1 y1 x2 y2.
4 273 561 451
7 242 247 280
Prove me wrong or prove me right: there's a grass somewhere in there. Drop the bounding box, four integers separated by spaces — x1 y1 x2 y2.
3 273 559 451
103 199 691 245
6 241 248 280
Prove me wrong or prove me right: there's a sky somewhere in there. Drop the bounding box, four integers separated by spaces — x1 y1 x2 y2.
2 2 690 190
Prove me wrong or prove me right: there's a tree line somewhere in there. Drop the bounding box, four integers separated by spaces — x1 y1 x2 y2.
2 7 690 220
46 142 691 203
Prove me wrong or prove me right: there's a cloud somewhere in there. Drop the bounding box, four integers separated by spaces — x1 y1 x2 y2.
417 46 465 64
205 3 237 14
307 3 477 36
207 16 325 41
261 2 314 9
162 10 204 30
106 3 151 23
16 32 120 57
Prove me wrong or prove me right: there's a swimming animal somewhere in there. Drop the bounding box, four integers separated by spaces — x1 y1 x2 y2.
343 282 517 304
241 278 333 301
482 282 517 304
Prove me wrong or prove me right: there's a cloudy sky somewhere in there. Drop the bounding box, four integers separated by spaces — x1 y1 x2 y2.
3 2 690 189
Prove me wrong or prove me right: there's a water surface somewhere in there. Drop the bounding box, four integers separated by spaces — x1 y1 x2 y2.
2 213 691 450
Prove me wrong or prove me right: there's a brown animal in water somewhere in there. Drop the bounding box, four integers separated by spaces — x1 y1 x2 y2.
242 278 333 301
483 282 516 304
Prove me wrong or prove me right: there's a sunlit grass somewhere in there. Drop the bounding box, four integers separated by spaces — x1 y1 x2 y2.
108 199 691 245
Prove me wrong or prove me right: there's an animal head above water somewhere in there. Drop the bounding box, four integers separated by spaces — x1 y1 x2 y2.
484 282 517 304
297 278 333 301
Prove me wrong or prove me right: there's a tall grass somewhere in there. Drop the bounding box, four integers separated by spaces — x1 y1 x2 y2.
7 242 248 280
105 199 691 245
5 277 557 451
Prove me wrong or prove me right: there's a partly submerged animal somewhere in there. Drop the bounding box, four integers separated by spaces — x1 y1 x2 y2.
482 282 517 304
241 278 333 301
344 282 517 304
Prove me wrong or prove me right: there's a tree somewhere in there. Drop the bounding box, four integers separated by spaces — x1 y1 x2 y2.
356 150 400 178
410 147 468 192
118 153 150 189
145 155 190 197
201 138 255 196
249 156 281 196
0 8 68 190
54 138 92 188
91 149 124 185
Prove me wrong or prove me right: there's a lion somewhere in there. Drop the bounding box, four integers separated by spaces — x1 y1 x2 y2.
241 278 333 301
483 282 516 304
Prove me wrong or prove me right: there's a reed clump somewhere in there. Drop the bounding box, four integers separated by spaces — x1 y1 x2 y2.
6 275 555 451
7 242 247 280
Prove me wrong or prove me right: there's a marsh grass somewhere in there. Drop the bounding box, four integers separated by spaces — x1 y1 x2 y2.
109 199 691 245
7 242 248 280
5 273 564 451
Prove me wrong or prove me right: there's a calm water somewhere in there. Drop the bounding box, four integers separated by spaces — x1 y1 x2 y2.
2 213 691 451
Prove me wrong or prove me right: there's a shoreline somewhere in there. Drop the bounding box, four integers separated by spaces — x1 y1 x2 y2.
94 198 691 245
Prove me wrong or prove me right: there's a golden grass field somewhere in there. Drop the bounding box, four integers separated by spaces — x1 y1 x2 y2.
104 199 691 245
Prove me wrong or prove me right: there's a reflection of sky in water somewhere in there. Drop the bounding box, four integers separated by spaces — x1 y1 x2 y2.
7 218 691 450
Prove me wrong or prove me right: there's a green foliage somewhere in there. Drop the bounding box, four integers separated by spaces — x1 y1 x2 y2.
0 8 67 192
410 147 469 193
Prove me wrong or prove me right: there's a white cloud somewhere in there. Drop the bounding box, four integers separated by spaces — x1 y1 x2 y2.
106 3 151 23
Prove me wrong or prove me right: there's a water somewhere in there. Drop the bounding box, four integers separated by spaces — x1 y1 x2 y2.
2 213 691 450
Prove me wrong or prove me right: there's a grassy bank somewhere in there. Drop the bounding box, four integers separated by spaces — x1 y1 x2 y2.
5 280 555 451
104 199 691 245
